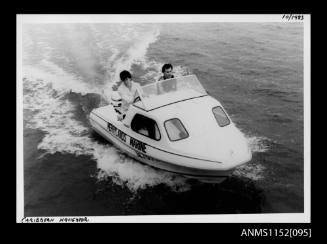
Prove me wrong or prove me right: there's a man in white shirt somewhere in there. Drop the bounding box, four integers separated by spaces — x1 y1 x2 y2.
112 70 142 116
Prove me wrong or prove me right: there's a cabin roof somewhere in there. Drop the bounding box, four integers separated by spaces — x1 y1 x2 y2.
133 94 223 125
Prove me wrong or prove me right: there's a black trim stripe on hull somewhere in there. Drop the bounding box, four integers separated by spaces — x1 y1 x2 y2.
90 111 222 164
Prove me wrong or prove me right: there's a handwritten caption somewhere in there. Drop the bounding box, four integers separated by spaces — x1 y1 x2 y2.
282 14 304 21
21 217 90 223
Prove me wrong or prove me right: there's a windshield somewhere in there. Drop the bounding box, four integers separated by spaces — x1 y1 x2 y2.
134 75 208 111
142 75 207 97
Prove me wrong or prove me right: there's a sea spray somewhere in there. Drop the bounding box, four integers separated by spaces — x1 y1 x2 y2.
23 64 190 193
102 28 161 98
22 23 269 193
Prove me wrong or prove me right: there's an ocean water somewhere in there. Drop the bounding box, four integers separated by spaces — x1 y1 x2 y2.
21 22 304 216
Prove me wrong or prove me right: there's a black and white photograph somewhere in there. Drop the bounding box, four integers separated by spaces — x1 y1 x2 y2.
16 14 310 223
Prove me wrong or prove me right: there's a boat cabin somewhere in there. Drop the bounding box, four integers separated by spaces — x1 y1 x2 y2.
90 74 251 176
118 75 232 152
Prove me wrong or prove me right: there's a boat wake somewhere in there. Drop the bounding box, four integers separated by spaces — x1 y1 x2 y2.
21 23 269 193
22 65 269 192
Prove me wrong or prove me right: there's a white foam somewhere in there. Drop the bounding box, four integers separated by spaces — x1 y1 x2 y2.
246 135 270 153
103 28 160 86
24 62 266 187
23 60 269 189
23 61 100 95
23 64 190 193
24 23 275 192
233 163 266 181
99 28 161 102
21 25 195 193
94 145 190 192
229 130 269 180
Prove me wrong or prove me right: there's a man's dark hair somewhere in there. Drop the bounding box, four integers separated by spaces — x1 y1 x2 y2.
162 63 173 73
120 70 132 81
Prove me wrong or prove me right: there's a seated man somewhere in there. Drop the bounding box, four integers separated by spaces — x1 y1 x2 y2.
112 70 142 120
158 63 174 81
158 63 177 93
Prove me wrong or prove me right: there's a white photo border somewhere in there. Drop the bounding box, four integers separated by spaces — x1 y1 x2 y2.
16 14 310 223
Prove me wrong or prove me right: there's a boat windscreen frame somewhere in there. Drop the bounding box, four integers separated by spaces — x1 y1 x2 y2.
132 87 147 110
133 74 208 112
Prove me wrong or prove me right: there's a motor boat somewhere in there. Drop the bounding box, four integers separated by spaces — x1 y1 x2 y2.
89 74 252 183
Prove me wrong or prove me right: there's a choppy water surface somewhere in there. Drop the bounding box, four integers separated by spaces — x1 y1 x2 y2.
22 22 304 216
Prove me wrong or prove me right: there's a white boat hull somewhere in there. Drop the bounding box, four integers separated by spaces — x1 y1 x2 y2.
90 111 234 183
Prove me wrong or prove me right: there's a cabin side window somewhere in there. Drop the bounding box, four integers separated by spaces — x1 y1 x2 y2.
131 114 161 141
164 118 189 141
212 106 230 127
